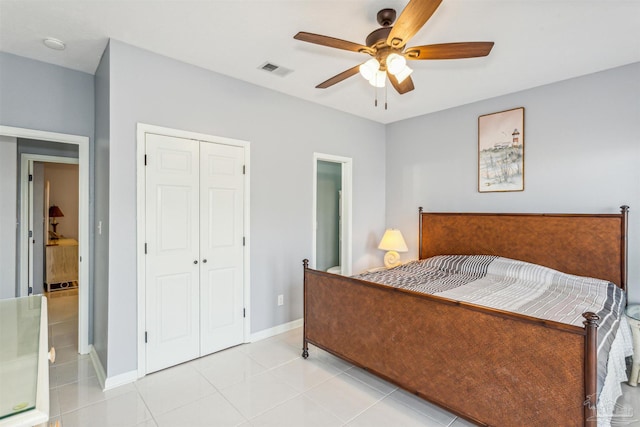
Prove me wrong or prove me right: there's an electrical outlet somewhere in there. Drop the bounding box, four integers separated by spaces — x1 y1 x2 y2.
277 294 284 306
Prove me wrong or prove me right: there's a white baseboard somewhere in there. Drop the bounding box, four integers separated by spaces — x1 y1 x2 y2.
89 345 137 391
90 320 303 390
249 318 303 342
104 369 138 390
89 345 107 390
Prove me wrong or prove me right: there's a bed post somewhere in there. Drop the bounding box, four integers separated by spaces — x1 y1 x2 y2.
418 207 424 260
583 312 599 426
302 258 309 359
620 205 629 294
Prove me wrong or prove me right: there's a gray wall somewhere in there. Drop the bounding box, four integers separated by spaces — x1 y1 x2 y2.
386 62 640 304
93 43 110 371
0 53 94 137
0 136 17 298
102 40 386 377
0 52 95 334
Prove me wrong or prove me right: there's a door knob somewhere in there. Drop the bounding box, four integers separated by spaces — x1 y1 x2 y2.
202 259 207 263
194 260 198 264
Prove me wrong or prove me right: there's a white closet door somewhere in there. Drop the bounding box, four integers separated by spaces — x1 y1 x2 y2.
145 134 200 373
199 143 245 355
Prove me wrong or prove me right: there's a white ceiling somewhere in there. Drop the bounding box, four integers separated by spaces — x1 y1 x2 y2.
1 0 639 124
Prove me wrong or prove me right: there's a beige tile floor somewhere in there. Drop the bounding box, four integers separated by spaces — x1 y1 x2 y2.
45 290 640 426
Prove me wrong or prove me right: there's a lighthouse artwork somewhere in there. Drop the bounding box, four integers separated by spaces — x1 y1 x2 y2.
478 107 525 192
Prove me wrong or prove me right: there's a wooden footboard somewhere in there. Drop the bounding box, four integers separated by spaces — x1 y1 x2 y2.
302 263 598 427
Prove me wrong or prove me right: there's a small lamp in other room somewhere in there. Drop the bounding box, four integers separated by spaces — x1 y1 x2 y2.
378 229 408 268
49 205 64 238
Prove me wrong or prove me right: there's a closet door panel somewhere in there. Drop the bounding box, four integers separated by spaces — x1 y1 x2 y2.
200 143 245 355
145 134 200 373
203 267 235 329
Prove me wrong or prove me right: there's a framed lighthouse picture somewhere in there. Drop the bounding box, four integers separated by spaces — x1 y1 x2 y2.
478 107 525 193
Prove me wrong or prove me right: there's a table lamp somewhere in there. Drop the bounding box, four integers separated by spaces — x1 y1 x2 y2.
49 205 64 238
378 229 408 268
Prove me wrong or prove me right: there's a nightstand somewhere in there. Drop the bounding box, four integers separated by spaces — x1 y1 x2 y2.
626 305 640 386
45 238 79 291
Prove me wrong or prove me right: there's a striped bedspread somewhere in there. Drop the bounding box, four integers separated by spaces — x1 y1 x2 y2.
354 255 632 416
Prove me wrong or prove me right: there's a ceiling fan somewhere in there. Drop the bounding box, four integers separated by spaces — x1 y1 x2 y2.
293 0 494 96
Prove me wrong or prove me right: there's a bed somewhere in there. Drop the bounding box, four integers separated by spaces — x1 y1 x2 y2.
301 206 631 427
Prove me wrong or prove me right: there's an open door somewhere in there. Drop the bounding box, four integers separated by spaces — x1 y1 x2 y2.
27 163 46 295
313 153 352 276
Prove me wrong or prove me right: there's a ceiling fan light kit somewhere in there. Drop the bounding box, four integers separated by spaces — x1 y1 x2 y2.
386 53 406 75
370 70 387 88
359 58 380 81
294 0 494 106
394 65 413 84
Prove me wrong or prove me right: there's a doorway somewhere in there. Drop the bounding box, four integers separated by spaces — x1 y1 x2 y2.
22 155 79 295
1 125 90 355
312 153 352 276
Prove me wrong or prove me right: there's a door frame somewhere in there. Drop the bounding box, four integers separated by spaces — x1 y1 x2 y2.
1 125 91 355
312 153 353 276
21 154 79 296
136 123 251 378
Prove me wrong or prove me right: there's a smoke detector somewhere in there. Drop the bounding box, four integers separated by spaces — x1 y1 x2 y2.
43 38 66 51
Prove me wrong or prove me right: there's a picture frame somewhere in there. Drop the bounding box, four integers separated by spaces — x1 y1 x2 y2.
478 107 525 192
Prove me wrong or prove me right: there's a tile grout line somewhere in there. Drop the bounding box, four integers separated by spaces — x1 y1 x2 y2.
132 382 163 427
184 361 250 424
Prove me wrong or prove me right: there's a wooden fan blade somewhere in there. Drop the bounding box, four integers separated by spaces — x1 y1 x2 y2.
316 64 361 89
294 32 374 55
388 73 415 95
387 0 443 49
405 42 494 60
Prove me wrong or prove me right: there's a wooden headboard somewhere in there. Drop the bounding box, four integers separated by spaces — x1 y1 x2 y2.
419 206 628 290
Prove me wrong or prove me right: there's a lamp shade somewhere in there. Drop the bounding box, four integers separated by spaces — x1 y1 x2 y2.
394 65 413 83
49 205 64 218
386 53 407 75
359 58 379 81
378 229 408 252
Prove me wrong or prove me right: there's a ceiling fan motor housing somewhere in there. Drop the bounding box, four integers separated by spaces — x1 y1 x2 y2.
366 27 393 49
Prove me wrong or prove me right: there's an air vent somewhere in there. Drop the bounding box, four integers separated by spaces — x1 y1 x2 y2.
258 62 293 77
262 63 278 72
